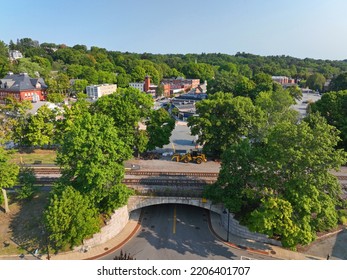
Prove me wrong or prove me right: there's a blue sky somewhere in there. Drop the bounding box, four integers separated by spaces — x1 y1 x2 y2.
1 0 347 60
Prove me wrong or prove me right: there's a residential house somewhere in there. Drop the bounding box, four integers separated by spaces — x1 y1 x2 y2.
0 72 48 103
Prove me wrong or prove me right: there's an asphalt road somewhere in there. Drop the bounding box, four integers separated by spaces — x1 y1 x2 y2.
99 204 276 260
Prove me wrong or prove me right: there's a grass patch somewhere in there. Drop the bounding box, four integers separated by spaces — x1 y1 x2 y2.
10 149 57 165
0 192 50 256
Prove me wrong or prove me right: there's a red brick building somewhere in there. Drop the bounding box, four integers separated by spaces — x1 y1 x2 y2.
161 77 200 93
0 72 48 103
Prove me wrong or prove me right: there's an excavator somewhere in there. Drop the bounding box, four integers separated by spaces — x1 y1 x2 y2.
171 150 207 164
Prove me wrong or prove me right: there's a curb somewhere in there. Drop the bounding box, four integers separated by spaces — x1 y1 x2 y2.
84 210 143 260
206 211 270 256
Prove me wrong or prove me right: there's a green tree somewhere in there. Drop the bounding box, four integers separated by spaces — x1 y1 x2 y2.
329 72 347 91
248 196 300 248
251 72 274 97
188 92 266 157
25 105 57 147
16 167 38 200
91 87 153 153
286 85 303 101
0 97 32 144
56 111 132 213
207 71 235 94
56 73 70 95
46 93 64 103
13 57 46 77
233 75 256 99
146 108 175 151
155 84 165 98
80 66 98 84
131 66 146 82
116 73 131 88
70 79 88 96
306 73 326 92
209 114 346 248
44 186 100 251
255 88 298 128
310 90 347 150
0 147 19 213
0 40 9 77
182 62 215 81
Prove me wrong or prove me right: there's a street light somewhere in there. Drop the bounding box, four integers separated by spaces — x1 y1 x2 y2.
223 209 230 242
41 226 50 260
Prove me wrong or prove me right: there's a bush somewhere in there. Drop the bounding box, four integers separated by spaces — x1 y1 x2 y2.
340 216 347 225
338 209 347 225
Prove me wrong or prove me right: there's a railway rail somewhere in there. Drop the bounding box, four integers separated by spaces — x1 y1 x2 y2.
32 168 220 177
30 166 347 182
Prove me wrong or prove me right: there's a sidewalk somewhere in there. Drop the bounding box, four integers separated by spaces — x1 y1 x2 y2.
208 212 324 260
47 210 142 260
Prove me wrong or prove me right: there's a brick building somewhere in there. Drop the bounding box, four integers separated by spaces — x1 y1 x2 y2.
0 72 48 103
161 77 200 93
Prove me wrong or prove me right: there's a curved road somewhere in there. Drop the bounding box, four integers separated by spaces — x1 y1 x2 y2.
99 204 276 260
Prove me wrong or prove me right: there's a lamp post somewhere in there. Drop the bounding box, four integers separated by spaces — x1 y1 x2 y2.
41 226 51 260
223 209 230 242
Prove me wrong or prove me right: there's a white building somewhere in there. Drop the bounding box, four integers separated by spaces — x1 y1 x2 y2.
9 50 23 61
129 82 144 92
86 84 117 100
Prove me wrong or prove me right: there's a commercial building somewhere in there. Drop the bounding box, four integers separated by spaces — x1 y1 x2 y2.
86 84 117 100
272 76 295 85
161 77 200 93
129 76 160 97
0 72 48 103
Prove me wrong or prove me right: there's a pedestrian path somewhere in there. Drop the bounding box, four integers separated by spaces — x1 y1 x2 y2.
46 210 141 260
208 212 324 260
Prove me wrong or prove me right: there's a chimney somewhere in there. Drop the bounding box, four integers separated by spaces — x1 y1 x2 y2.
144 76 150 92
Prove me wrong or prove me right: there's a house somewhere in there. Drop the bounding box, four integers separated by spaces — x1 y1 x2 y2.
86 84 117 100
0 72 48 103
9 50 23 61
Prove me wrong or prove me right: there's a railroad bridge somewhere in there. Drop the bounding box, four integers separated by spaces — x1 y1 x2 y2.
32 161 347 201
32 163 220 198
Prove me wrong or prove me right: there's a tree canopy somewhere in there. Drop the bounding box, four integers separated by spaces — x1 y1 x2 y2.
55 110 132 213
146 108 176 151
91 87 153 153
44 186 100 251
188 92 266 157
205 114 346 248
310 90 347 150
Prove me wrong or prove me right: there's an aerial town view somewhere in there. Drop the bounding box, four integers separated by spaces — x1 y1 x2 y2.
1 1 347 279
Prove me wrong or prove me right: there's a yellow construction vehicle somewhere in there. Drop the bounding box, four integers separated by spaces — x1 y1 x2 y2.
171 150 207 164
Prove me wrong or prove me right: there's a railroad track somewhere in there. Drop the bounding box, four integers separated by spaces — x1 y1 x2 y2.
33 168 61 174
35 177 216 186
31 166 347 181
125 170 219 177
122 178 216 186
32 168 220 177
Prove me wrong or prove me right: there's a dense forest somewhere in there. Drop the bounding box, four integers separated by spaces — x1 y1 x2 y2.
1 37 347 95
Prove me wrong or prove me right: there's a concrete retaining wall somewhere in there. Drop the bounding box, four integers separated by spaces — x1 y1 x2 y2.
127 196 223 214
77 196 281 250
80 205 130 248
129 196 281 246
221 212 282 246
